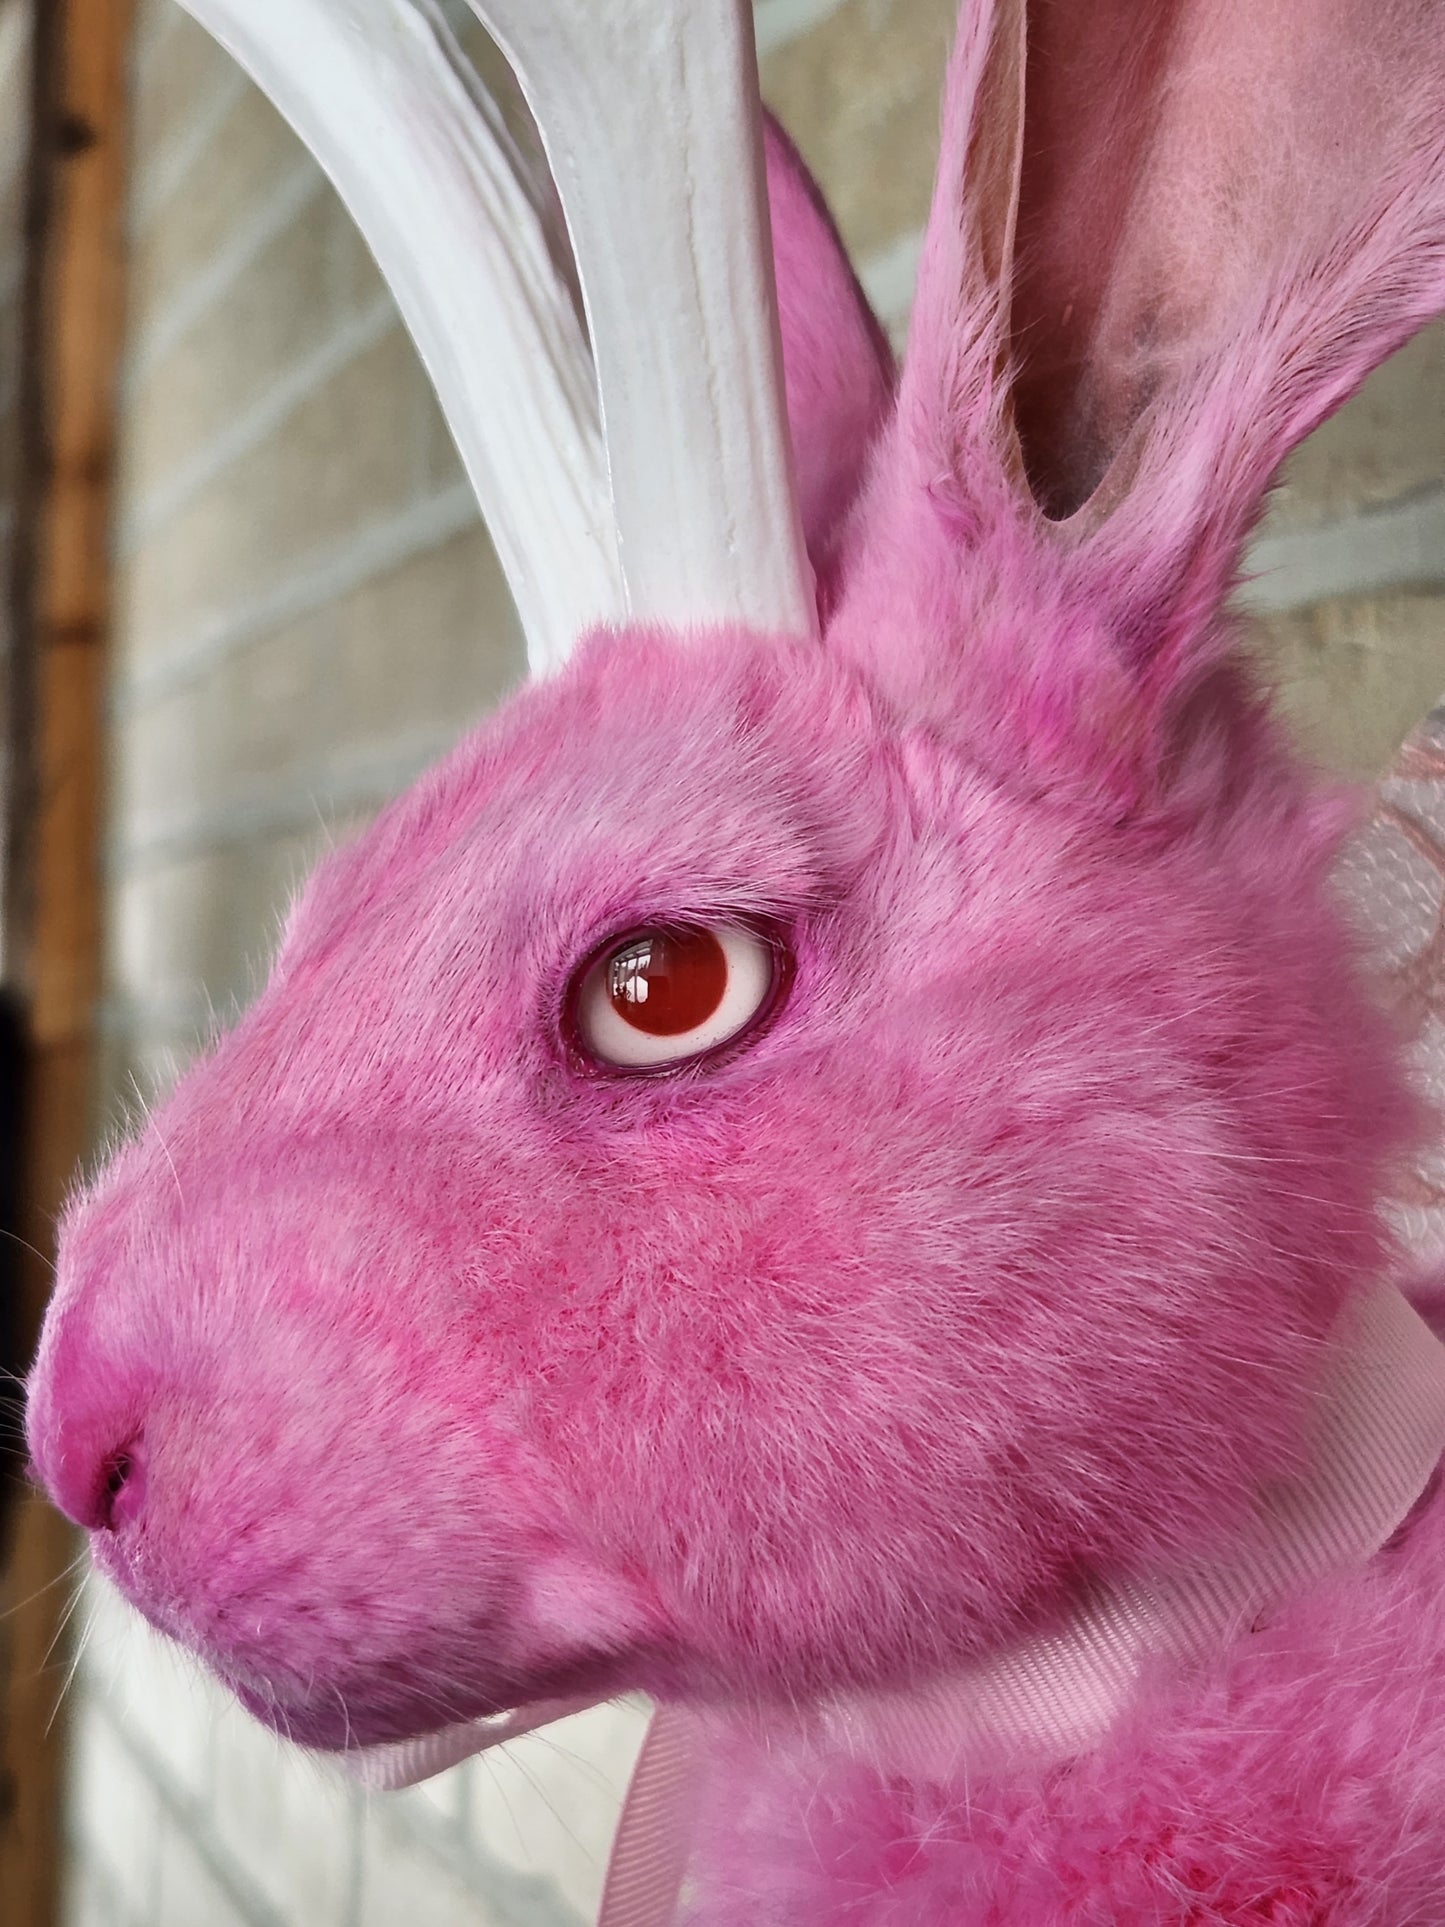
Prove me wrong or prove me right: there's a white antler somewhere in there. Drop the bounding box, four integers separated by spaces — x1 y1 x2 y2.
463 0 817 639
176 0 623 675
179 0 816 662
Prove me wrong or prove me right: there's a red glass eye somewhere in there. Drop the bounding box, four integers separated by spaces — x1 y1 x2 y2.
606 928 728 1036
569 923 783 1071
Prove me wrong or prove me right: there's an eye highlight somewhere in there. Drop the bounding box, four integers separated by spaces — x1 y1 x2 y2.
568 924 784 1071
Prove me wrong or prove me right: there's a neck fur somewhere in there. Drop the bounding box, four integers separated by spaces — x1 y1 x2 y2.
336 1285 1445 1927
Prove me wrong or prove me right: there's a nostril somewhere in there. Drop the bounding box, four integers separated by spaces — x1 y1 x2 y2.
97 1439 147 1533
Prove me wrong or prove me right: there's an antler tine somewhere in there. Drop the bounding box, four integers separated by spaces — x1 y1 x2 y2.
468 0 818 641
177 0 625 675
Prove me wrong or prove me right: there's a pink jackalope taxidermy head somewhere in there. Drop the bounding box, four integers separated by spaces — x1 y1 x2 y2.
25 0 1445 1922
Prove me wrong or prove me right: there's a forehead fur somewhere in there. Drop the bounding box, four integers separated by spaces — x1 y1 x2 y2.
281 626 891 982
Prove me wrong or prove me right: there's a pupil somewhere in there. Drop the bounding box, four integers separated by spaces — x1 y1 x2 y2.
608 928 728 1036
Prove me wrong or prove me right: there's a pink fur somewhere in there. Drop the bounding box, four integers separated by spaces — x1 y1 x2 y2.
24 1 1445 1919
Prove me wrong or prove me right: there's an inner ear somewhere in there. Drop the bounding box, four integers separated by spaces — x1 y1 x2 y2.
1008 0 1189 520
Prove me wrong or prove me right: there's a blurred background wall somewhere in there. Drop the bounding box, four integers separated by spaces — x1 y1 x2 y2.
0 3 28 712
0 0 31 1852
21 0 1445 1922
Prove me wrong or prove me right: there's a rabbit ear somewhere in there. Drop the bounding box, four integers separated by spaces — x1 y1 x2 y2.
762 116 895 607
838 0 1445 807
177 0 621 677
883 0 1031 521
468 0 817 641
1015 0 1445 673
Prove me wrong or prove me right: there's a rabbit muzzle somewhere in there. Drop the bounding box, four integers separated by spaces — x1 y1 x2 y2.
25 1145 669 1752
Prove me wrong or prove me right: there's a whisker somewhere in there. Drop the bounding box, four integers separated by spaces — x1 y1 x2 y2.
0 1225 55 1273
41 1570 89 1668
504 1743 594 1861
0 1548 89 1625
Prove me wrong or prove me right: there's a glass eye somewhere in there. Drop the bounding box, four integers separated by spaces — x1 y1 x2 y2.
569 924 782 1071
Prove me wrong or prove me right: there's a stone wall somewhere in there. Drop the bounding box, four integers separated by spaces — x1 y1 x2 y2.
58 2 1445 1923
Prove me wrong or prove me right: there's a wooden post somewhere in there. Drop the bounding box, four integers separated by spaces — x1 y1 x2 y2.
0 1 132 1920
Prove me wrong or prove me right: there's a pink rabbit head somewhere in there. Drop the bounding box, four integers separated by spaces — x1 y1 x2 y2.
26 0 1445 1756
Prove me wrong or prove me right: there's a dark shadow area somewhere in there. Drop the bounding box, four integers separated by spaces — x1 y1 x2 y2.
0 987 28 1566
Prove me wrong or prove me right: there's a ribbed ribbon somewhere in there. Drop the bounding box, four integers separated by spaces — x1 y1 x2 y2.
336 1283 1445 1927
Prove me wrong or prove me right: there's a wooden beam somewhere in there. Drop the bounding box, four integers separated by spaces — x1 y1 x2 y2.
0 1 133 1921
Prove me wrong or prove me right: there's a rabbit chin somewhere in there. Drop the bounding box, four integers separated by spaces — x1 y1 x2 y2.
219 1650 631 1752
101 1538 667 1754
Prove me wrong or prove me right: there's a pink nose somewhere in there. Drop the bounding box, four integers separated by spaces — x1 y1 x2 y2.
97 1439 148 1533
26 1327 153 1533
33 1419 149 1534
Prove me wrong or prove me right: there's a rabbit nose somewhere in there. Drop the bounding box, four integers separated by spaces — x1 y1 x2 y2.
97 1438 148 1533
39 1426 149 1534
25 1341 153 1532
